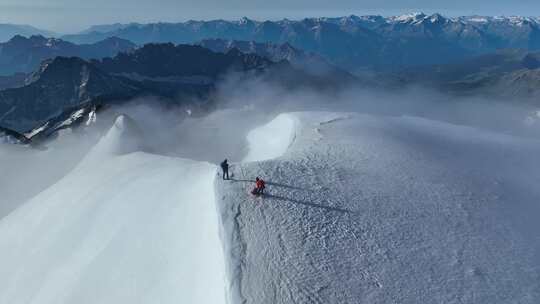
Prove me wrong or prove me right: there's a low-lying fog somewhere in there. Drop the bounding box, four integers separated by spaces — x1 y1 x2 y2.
1 78 540 218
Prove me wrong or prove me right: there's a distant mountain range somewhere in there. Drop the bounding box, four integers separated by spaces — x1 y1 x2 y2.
0 35 136 76
6 13 540 73
0 34 350 86
396 49 540 98
61 13 540 71
196 39 351 78
0 43 345 139
0 24 56 42
91 43 272 79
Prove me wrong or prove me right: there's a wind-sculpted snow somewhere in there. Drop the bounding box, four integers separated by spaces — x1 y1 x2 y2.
243 113 298 162
217 111 540 304
0 116 227 304
87 115 145 156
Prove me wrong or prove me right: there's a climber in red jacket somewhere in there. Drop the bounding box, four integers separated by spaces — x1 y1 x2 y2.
252 177 266 195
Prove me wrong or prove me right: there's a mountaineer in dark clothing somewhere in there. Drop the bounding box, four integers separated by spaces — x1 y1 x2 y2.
220 159 229 180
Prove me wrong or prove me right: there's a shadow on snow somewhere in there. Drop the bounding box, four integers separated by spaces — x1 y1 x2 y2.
228 178 352 214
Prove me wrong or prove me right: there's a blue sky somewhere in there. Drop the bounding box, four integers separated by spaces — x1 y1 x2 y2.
2 0 540 33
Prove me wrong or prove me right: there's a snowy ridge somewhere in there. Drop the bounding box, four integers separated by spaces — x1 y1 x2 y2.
86 115 144 156
0 115 227 304
217 112 305 304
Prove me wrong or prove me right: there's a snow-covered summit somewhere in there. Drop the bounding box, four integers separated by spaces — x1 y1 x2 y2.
390 12 427 23
91 114 144 155
218 111 540 304
389 12 451 25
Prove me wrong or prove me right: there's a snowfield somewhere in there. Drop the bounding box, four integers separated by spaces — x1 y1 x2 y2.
0 110 539 304
218 112 540 304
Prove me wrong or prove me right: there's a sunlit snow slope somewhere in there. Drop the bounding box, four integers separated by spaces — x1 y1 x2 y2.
217 112 540 304
0 116 226 304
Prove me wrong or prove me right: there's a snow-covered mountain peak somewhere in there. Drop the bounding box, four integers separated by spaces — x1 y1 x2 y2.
429 13 447 23
113 114 131 130
463 15 490 23
392 12 449 25
91 114 144 156
111 114 141 138
391 12 427 23
507 16 535 26
487 15 535 25
358 15 385 22
336 15 361 25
